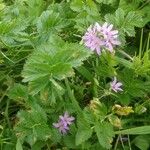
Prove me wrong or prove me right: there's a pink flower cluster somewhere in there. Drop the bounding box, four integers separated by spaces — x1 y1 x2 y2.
53 112 75 134
82 22 120 55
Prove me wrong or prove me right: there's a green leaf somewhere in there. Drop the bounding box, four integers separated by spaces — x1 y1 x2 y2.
31 141 46 150
119 68 150 98
95 122 114 149
25 0 45 19
7 83 28 100
114 56 133 68
64 135 77 149
90 143 106 150
96 0 117 5
95 53 117 77
115 126 150 135
115 8 125 27
70 0 83 12
133 135 150 150
105 8 143 42
15 105 51 146
76 127 92 145
37 10 66 33
117 93 130 105
50 128 61 144
40 81 64 105
119 0 140 11
32 124 51 141
71 0 100 32
28 77 49 95
75 115 93 145
22 36 91 95
133 51 150 75
76 66 93 81
138 3 150 25
16 139 23 150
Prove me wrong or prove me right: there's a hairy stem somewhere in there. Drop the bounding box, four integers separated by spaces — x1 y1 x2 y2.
5 99 11 129
118 50 133 61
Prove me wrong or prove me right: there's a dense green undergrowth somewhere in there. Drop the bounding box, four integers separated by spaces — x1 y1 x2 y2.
0 0 150 150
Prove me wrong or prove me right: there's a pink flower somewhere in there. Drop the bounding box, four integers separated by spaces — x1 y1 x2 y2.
59 112 75 126
110 77 123 93
82 22 120 54
53 121 69 134
101 22 121 52
53 112 75 134
82 23 105 55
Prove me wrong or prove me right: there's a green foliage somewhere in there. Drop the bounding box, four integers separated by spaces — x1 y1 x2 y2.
75 116 93 145
133 50 150 75
133 135 150 150
7 83 28 100
119 0 142 12
70 0 100 32
115 126 150 135
95 52 117 77
138 3 150 25
36 10 69 34
105 8 143 44
96 0 117 5
22 36 91 95
16 139 23 150
119 69 150 98
15 102 51 147
1 0 150 149
95 121 114 149
63 134 77 149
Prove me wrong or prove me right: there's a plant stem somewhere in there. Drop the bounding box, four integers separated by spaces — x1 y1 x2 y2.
146 33 150 51
119 134 125 150
138 0 150 10
118 50 133 61
114 135 119 150
0 87 9 103
47 144 51 150
127 134 132 150
93 77 98 97
5 99 11 129
0 51 14 63
139 28 143 58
